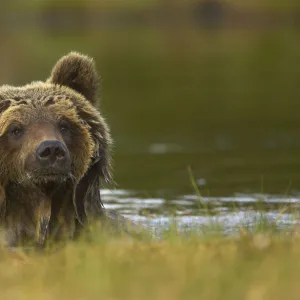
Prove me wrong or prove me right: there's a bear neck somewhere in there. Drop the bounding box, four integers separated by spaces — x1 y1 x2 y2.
3 180 76 247
6 180 74 205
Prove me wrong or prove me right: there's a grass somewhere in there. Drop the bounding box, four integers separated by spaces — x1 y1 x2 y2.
0 216 300 300
1 169 297 300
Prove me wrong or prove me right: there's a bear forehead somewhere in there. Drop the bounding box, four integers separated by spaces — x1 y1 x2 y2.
0 82 88 127
1 81 86 110
0 82 80 107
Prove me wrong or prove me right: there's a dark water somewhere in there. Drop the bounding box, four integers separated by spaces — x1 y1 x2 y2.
102 28 300 232
1 26 300 233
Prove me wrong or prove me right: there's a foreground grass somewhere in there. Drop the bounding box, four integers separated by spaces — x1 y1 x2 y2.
1 225 300 300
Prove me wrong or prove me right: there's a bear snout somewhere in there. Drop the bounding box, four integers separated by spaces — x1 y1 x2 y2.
37 140 66 162
35 140 71 175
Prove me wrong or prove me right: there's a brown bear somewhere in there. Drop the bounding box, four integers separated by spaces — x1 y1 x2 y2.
0 52 142 248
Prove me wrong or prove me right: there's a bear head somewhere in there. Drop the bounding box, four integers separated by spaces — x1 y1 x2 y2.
0 52 112 247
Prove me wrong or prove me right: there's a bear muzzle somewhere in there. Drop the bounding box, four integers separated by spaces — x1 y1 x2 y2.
25 140 72 184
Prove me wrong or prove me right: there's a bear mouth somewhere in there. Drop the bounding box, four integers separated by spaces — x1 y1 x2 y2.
32 172 71 185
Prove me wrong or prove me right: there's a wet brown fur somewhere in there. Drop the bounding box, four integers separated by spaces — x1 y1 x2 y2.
0 52 113 247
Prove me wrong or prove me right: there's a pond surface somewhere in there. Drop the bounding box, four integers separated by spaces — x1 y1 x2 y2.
102 188 300 235
96 28 300 234
108 136 300 234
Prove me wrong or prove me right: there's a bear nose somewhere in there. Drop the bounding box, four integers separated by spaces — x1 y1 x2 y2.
36 141 67 164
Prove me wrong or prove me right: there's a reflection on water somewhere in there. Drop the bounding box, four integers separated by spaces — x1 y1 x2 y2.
102 189 299 235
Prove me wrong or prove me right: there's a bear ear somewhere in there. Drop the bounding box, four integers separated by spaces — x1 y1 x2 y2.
48 52 100 105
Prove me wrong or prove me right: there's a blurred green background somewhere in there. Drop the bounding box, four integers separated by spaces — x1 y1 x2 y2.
1 0 300 197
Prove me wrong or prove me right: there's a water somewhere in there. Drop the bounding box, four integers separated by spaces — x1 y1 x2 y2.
98 28 300 233
109 140 300 233
101 188 300 234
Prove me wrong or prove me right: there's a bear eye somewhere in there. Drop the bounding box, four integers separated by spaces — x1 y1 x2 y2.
9 124 24 138
59 120 70 134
